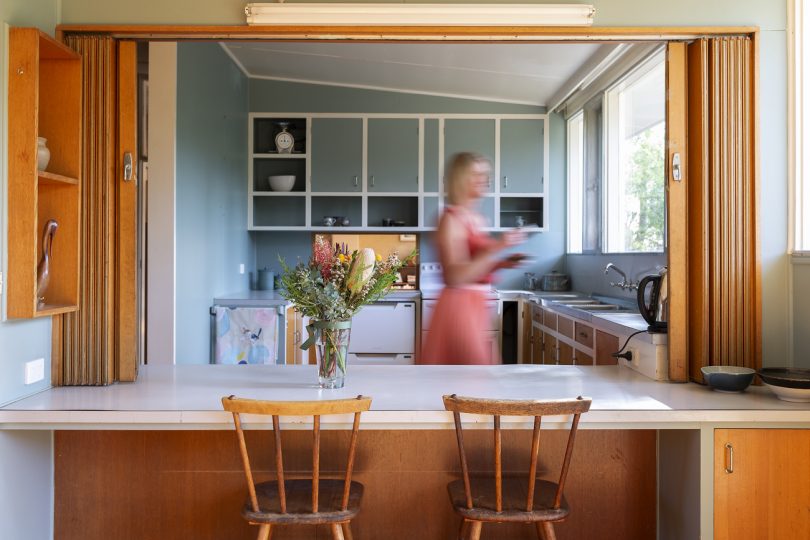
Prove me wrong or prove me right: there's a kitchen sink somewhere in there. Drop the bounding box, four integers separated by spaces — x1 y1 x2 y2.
571 304 630 311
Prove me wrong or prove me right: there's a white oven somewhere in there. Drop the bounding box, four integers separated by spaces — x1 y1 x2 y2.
348 301 416 365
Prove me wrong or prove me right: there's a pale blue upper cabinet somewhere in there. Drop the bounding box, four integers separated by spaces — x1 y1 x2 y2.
367 118 419 192
444 119 496 194
423 119 440 193
500 119 545 193
311 118 363 192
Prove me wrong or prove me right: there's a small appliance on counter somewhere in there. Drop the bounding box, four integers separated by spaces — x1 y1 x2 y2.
539 270 570 291
637 267 668 333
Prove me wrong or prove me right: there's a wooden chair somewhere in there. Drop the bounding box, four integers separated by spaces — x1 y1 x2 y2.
442 394 592 540
221 395 372 540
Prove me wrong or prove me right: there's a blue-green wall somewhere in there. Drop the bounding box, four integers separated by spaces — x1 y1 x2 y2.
176 42 251 364
249 77 564 289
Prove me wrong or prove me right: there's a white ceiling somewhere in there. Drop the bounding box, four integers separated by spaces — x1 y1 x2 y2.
222 42 609 106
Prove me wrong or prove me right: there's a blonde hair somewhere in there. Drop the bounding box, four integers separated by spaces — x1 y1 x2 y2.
444 152 490 205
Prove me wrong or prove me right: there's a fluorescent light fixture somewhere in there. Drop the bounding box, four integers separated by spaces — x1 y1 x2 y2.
244 3 596 27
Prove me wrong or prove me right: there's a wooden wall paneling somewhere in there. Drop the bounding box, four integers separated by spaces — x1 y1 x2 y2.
665 42 689 382
117 40 139 381
55 429 657 540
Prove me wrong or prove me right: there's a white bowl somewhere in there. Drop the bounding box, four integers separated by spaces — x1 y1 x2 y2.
268 175 295 191
763 383 810 402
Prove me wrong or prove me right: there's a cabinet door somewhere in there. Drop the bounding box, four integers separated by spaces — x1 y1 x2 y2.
444 119 496 193
424 119 440 192
595 329 620 365
500 119 544 193
715 429 810 540
558 341 574 365
574 349 594 365
542 331 558 365
531 326 543 364
368 118 419 192
521 302 533 363
311 118 362 192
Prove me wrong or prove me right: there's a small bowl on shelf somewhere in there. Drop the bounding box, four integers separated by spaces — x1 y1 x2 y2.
758 368 810 402
700 366 756 393
268 175 295 191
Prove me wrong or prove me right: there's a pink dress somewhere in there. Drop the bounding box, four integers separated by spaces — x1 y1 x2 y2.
420 207 500 365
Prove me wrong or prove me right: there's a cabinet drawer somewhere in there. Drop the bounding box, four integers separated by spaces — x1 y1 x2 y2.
557 316 573 338
574 322 594 348
532 304 543 323
543 309 557 331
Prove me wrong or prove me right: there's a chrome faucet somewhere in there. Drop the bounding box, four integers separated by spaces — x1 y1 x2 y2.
604 263 639 291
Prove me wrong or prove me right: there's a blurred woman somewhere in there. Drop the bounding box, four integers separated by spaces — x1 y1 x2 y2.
420 153 525 365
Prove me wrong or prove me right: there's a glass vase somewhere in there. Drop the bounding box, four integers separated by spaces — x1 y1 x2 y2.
313 320 352 389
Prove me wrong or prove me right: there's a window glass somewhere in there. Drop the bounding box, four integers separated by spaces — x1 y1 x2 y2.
604 55 666 253
567 112 584 253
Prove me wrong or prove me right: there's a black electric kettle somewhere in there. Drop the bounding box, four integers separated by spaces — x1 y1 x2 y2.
636 267 668 333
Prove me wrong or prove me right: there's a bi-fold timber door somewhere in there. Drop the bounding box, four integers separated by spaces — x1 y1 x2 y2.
53 37 138 385
663 38 759 382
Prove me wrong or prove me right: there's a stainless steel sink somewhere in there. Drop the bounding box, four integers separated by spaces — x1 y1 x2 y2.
573 304 630 311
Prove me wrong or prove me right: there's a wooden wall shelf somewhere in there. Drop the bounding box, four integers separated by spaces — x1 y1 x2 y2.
7 28 82 319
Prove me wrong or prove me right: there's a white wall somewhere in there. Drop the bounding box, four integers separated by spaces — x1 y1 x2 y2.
0 431 53 540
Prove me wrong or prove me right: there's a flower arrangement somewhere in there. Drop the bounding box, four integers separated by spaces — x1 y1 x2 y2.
279 235 414 387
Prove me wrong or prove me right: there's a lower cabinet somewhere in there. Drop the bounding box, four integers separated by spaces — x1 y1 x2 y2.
714 429 810 540
595 329 620 365
285 307 315 365
528 302 621 366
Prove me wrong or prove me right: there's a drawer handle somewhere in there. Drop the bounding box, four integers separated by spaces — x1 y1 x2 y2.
578 331 588 338
724 443 734 474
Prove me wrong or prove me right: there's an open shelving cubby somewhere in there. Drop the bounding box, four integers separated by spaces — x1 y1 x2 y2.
7 28 81 318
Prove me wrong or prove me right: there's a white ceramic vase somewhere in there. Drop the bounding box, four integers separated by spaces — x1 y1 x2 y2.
37 137 51 171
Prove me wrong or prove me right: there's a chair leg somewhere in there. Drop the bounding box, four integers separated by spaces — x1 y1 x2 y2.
535 521 556 540
468 521 483 540
341 521 354 540
458 518 470 540
331 523 346 540
257 524 272 540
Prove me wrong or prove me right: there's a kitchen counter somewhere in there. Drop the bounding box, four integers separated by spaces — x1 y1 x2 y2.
214 289 420 306
2 364 807 429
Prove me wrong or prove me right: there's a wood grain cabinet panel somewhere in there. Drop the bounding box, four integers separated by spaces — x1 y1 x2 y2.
543 309 557 331
714 429 810 540
557 316 574 338
558 341 574 365
574 322 594 348
574 350 594 365
542 331 557 365
531 327 543 365
595 330 620 365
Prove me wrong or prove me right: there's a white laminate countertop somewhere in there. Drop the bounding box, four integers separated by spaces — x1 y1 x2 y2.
2 365 808 429
213 290 421 306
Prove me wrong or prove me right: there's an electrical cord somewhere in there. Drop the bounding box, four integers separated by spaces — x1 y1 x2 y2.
611 329 649 359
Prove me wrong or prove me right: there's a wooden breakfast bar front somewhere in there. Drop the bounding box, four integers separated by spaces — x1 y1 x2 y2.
2 364 810 540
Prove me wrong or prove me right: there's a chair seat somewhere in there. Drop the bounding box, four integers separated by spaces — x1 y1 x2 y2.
447 478 569 523
243 479 363 525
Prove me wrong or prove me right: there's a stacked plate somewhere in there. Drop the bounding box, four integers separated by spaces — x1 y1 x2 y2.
758 368 810 402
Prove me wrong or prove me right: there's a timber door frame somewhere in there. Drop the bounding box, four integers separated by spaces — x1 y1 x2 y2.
55 23 761 383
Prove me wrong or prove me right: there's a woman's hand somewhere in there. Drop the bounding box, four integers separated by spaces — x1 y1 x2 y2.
496 252 529 270
499 228 527 250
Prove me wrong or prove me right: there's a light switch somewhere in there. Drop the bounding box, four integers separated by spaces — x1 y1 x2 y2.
24 358 45 385
239 264 245 274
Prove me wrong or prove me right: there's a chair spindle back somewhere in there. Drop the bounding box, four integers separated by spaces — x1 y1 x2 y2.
222 395 372 514
443 394 592 513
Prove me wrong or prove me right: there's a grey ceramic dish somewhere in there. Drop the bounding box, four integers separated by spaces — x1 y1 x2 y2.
701 366 756 393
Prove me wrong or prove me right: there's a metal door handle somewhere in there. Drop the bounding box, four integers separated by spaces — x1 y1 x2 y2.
672 153 682 182
503 176 508 188
353 175 359 187
123 152 134 182
371 175 375 187
724 443 734 473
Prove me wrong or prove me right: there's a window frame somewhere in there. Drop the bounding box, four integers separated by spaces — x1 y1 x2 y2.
601 50 667 255
566 111 585 254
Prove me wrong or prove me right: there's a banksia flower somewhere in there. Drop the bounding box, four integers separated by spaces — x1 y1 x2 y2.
347 248 375 295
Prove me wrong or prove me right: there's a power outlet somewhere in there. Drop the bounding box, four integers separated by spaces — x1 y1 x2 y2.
628 347 640 367
24 358 45 385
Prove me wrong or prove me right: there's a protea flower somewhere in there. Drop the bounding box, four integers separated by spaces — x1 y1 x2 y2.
347 248 375 295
